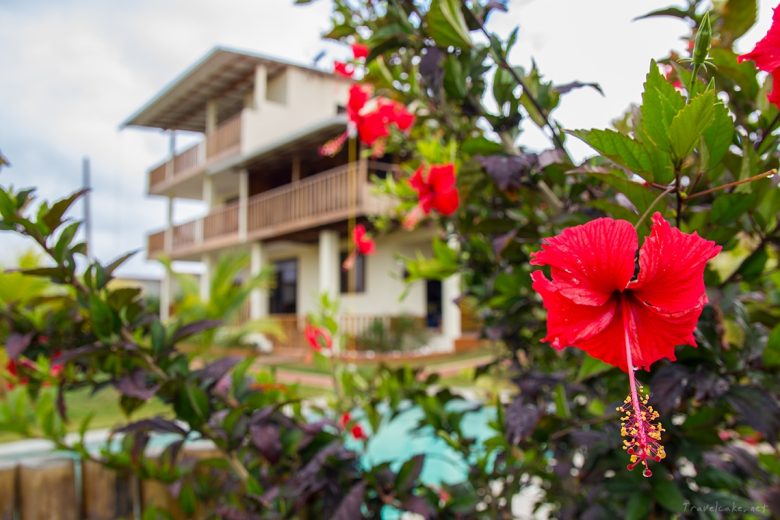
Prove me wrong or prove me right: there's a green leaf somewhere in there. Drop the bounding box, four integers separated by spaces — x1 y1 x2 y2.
737 246 768 281
553 383 570 419
41 188 88 232
641 60 685 151
396 454 425 492
720 0 757 42
710 193 752 224
668 90 716 160
460 137 504 155
443 55 467 100
576 356 613 381
651 477 686 513
764 325 780 368
89 295 117 341
569 129 657 182
427 0 472 49
626 492 652 520
634 7 690 21
598 173 659 219
701 101 735 170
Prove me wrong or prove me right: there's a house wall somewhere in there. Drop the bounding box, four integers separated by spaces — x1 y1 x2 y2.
240 66 349 155
259 229 432 319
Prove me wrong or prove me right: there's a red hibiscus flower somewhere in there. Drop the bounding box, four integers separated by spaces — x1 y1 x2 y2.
531 213 720 477
738 6 780 108
339 411 351 429
352 42 369 60
351 423 367 441
304 323 332 352
334 61 354 78
403 163 460 229
343 224 376 271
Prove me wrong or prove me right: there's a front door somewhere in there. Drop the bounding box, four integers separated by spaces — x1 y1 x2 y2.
269 258 298 314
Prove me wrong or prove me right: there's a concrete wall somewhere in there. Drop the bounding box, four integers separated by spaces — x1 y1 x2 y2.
240 66 349 155
259 229 432 319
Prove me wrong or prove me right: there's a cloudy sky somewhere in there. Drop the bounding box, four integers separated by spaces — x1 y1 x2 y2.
0 0 774 278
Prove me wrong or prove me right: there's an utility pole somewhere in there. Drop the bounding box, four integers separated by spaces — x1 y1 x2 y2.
82 157 93 262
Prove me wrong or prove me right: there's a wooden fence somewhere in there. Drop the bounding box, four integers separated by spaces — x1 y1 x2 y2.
0 445 220 520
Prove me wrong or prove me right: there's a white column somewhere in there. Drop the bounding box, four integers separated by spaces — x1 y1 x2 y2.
166 130 176 181
238 169 249 242
318 229 340 298
254 65 267 108
160 271 172 322
205 99 218 135
250 241 268 319
203 175 216 209
164 197 174 252
442 273 462 347
200 254 212 302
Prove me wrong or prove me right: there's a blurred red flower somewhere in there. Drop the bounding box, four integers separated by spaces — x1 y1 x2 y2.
739 6 780 107
304 323 332 352
404 163 459 229
352 43 369 60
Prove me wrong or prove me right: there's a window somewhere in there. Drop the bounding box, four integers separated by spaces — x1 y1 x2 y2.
269 259 297 314
340 252 366 293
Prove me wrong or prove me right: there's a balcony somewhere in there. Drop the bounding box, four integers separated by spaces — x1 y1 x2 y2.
147 162 394 259
147 115 242 194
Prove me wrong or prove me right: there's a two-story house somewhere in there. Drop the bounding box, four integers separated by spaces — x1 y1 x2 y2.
122 47 463 351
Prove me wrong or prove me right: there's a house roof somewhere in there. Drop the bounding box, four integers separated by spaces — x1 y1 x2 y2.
121 46 348 133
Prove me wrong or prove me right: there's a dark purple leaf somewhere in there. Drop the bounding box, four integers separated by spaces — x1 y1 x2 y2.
395 454 425 492
116 417 186 435
492 230 517 257
250 424 282 464
537 149 566 168
419 47 444 92
505 399 540 444
194 357 241 386
6 332 32 359
570 429 608 447
726 385 780 443
104 250 139 276
477 154 538 190
748 485 780 518
331 481 366 520
555 81 604 96
171 319 222 343
402 495 435 519
55 343 103 364
114 370 160 401
691 368 729 401
649 364 690 415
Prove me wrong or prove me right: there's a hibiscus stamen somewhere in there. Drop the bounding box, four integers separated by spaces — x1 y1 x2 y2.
618 302 666 477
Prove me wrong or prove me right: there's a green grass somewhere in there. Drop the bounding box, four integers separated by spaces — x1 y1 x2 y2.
0 387 171 443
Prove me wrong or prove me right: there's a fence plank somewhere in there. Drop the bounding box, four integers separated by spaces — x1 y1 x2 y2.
0 462 16 520
19 457 77 520
82 460 134 520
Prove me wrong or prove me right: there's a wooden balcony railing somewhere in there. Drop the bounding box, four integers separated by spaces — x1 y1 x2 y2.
204 202 239 240
206 115 241 160
147 161 387 257
147 116 242 191
147 230 165 256
172 221 196 249
247 163 361 234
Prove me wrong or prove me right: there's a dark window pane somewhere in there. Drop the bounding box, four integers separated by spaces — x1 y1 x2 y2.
269 258 297 314
340 252 366 293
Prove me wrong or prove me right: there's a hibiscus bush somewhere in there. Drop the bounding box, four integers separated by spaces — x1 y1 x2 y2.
1 0 780 518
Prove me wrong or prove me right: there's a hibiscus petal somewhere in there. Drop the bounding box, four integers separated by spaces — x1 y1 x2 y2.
629 213 721 314
531 217 638 306
531 271 618 350
738 6 780 72
433 188 459 215
626 295 702 371
428 164 456 193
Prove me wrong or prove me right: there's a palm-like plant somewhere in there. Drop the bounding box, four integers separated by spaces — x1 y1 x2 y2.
161 252 282 353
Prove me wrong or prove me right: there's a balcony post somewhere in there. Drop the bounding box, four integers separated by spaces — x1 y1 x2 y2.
200 254 213 302
253 65 267 109
166 131 176 181
238 169 248 242
160 270 173 322
441 239 462 350
291 155 301 183
164 197 173 252
250 241 268 319
203 175 215 209
206 99 217 135
318 229 340 299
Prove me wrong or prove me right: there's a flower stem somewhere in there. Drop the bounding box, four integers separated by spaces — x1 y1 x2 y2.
686 168 777 200
634 186 675 230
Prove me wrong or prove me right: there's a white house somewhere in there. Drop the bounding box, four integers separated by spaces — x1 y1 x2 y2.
122 47 463 351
